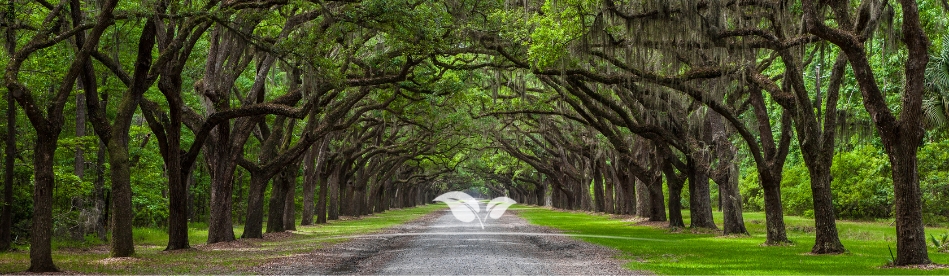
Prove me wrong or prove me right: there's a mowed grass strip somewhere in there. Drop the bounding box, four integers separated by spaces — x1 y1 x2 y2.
0 204 444 274
514 206 949 275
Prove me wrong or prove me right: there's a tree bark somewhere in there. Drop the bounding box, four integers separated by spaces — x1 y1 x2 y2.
341 181 355 217
157 76 190 250
328 165 341 220
242 172 270 238
283 167 298 231
29 134 59 272
635 179 649 217
266 171 289 233
301 146 318 225
206 126 237 243
761 176 788 244
710 113 747 235
316 170 329 224
592 159 606 212
688 158 717 229
801 0 930 263
94 140 107 242
0 85 14 251
719 162 747 235
0 0 15 254
667 177 685 228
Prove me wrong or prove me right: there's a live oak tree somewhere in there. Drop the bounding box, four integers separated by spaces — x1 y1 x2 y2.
802 0 933 265
4 0 118 271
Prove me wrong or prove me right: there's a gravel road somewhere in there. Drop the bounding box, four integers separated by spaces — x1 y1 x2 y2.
255 205 643 275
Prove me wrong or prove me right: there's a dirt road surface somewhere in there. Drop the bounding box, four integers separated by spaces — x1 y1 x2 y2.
254 205 643 275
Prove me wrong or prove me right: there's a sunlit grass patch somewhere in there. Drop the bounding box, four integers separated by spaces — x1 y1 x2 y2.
516 205 949 275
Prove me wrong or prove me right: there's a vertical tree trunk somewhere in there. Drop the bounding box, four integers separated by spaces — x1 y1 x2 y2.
157 73 190 251
29 134 59 272
635 179 649 217
0 91 14 251
341 182 354 217
613 174 625 214
761 177 788 244
889 143 930 265
719 162 747 235
551 183 561 209
283 170 297 231
94 140 107 241
0 0 14 253
207 127 237 243
884 1 930 265
688 160 717 229
592 160 605 212
667 178 685 228
72 94 87 241
242 172 269 238
709 112 747 235
267 173 288 233
316 171 329 224
328 166 340 220
647 176 666 222
165 150 190 250
806 160 843 252
75 94 86 178
107 143 135 257
603 166 614 213
301 146 317 225
354 189 366 216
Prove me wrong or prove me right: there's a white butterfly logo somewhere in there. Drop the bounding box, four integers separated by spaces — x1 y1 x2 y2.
433 191 517 229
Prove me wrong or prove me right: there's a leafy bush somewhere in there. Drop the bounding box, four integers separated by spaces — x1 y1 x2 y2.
738 166 764 212
780 162 812 216
830 145 893 220
918 137 949 225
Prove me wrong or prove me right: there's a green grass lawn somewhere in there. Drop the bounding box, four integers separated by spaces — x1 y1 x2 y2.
0 204 444 274
514 205 949 275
